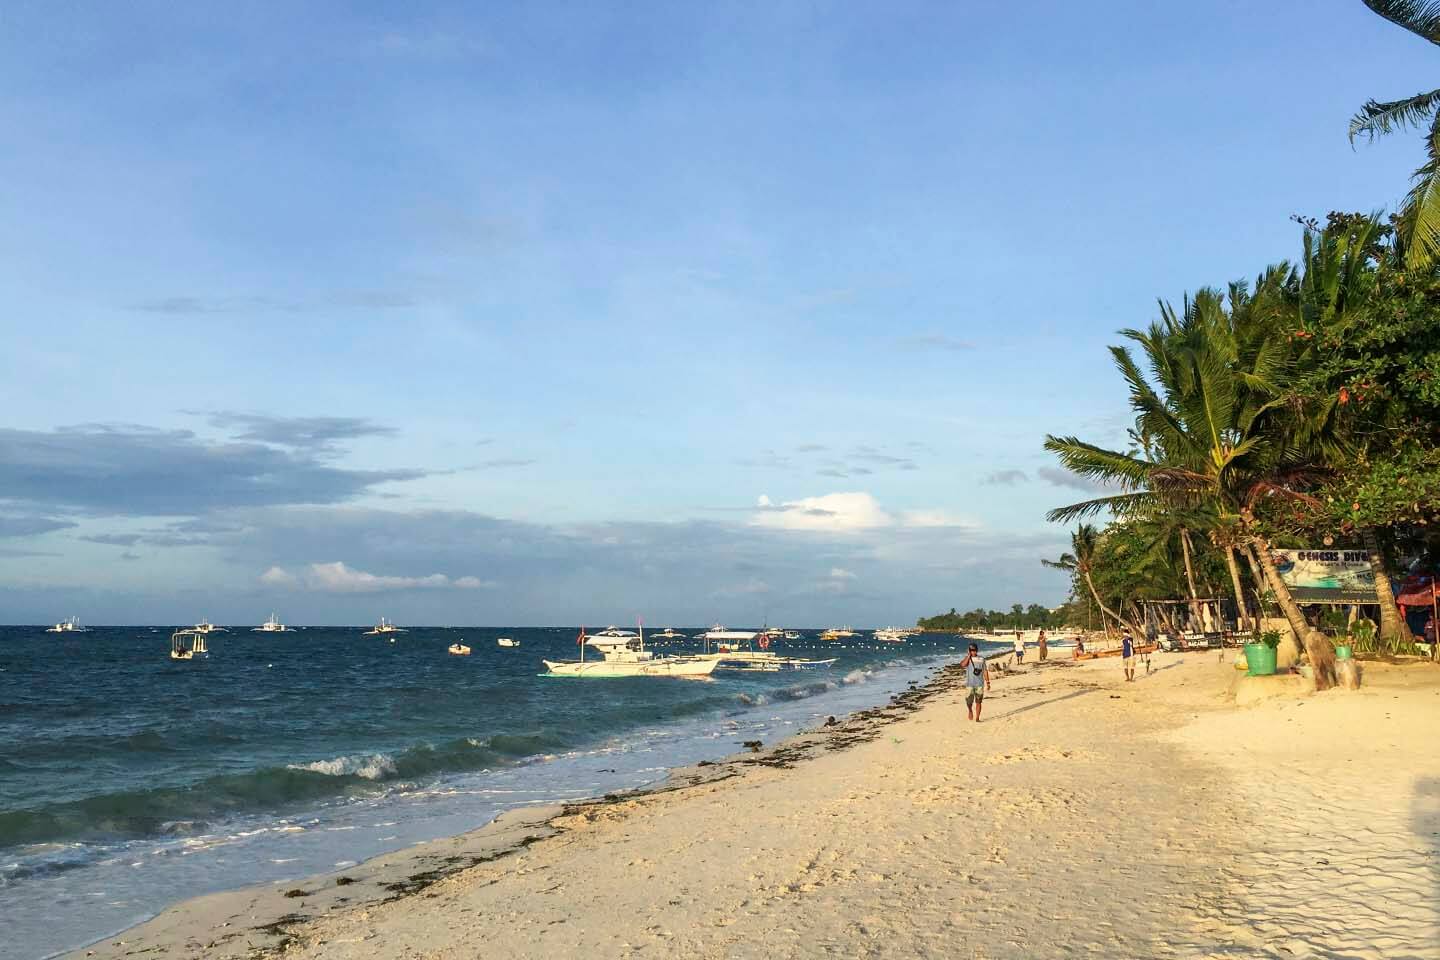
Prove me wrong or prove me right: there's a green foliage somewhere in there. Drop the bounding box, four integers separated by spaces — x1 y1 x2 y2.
1258 629 1282 650
916 603 1067 632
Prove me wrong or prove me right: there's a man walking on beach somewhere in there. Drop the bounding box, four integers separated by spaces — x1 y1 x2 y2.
961 643 990 722
1013 630 1024 663
1122 631 1136 682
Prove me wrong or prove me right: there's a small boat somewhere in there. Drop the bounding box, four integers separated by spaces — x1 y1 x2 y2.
252 613 292 633
543 625 720 678
783 630 804 640
170 628 209 660
45 616 88 634
874 628 906 643
496 637 520 648
193 618 227 634
651 628 685 640
363 617 407 636
819 626 856 641
448 643 471 656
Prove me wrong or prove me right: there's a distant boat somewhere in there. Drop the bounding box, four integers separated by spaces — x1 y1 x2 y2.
874 628 905 643
170 628 209 661
363 617 407 636
543 625 719 678
496 637 519 648
651 628 685 640
193 618 227 634
252 613 292 633
819 626 856 641
45 616 88 634
448 643 471 656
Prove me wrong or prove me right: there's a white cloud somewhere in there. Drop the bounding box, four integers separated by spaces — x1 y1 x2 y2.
757 494 773 507
750 492 972 533
829 567 856 580
898 509 974 529
259 565 297 586
750 492 893 532
260 561 493 593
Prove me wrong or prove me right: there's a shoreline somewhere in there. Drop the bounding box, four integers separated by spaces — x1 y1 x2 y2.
65 652 1440 959
58 655 980 960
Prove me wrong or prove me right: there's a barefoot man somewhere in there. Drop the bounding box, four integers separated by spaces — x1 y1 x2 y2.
962 642 991 722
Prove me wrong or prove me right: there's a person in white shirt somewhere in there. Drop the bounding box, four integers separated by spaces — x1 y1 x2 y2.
1013 631 1025 663
961 643 991 722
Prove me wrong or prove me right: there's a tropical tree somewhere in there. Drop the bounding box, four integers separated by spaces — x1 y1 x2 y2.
1044 281 1344 688
1351 1 1440 267
1042 524 1138 636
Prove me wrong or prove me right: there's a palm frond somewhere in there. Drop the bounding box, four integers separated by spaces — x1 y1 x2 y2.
1349 89 1440 142
1045 492 1156 524
1361 0 1440 47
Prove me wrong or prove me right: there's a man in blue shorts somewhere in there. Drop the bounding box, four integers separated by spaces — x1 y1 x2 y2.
961 642 991 721
1122 631 1136 682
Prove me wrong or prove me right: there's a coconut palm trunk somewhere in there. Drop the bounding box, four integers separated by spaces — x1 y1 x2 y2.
1362 527 1413 647
1179 528 1205 631
1081 570 1127 638
1252 537 1337 691
1224 547 1250 633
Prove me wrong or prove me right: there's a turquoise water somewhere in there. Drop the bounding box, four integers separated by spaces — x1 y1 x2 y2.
0 626 994 958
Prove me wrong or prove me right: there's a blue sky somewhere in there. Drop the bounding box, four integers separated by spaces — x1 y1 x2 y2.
0 1 1431 625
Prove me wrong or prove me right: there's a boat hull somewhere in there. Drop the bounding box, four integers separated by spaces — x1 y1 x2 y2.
541 657 719 678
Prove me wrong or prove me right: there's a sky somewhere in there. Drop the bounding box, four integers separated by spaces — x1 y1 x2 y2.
0 1 1433 626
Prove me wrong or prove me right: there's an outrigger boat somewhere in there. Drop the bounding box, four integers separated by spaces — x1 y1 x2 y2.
651 628 686 640
496 637 520 648
170 628 209 661
363 617 407 636
448 642 471 656
252 613 292 632
698 630 836 672
193 618 227 634
819 626 856 641
542 625 719 678
45 616 88 633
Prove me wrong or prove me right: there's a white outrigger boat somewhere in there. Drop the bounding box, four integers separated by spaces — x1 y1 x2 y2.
874 627 906 643
193 618 227 634
252 613 292 632
542 625 719 678
363 617 407 636
651 628 686 640
819 626 857 641
496 637 520 648
170 627 209 660
45 616 88 633
698 630 836 672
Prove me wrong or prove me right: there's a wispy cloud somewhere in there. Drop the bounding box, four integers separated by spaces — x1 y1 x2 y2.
129 292 419 314
983 469 1029 486
895 333 975 352
0 516 76 538
261 561 495 593
1037 466 1114 493
472 458 537 470
204 412 397 453
79 533 142 547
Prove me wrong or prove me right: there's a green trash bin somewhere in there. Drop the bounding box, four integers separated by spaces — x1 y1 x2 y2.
1243 642 1277 677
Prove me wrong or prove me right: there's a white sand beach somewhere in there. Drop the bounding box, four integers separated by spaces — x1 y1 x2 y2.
70 653 1440 960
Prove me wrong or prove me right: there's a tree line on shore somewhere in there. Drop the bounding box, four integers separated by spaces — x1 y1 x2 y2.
1035 1 1440 691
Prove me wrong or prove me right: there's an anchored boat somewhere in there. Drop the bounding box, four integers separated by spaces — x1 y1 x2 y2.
170 628 209 661
542 625 719 678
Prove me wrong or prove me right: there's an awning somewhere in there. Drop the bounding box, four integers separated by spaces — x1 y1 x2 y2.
1395 574 1438 607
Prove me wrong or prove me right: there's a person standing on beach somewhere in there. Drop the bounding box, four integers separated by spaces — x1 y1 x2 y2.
961 643 991 722
1037 628 1048 662
1013 630 1025 663
1122 631 1136 682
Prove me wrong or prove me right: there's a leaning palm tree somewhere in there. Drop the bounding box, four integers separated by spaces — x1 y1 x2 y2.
1045 284 1342 689
1042 524 1135 637
1350 1 1440 266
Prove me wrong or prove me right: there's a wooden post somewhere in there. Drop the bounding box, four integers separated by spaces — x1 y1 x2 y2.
1432 579 1438 663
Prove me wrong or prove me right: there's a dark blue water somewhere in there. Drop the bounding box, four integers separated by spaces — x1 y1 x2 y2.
1 625 992 958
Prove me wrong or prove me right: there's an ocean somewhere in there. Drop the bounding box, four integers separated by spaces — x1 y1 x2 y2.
0 625 1000 958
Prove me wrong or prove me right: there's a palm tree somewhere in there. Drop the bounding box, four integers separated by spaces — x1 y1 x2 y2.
1350 1 1440 267
1044 285 1343 688
1042 524 1136 637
